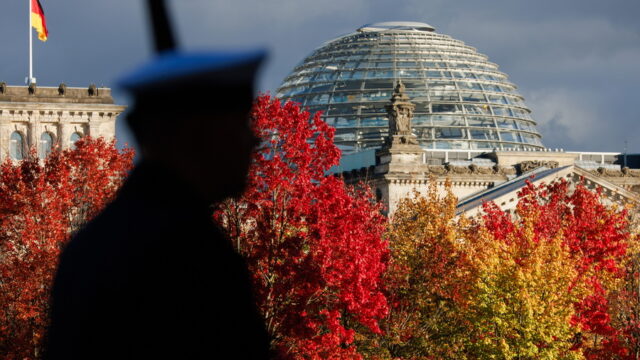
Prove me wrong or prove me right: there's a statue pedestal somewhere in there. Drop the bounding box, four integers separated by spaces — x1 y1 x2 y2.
375 135 428 175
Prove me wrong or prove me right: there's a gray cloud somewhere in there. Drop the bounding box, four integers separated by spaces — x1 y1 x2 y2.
0 0 638 152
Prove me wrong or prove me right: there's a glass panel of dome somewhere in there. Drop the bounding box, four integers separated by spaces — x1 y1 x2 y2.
433 104 462 113
330 93 346 103
508 97 525 106
461 93 485 102
328 105 354 115
364 80 394 89
487 95 508 104
398 61 418 67
361 117 387 126
429 81 456 92
500 131 516 142
426 70 442 78
290 97 305 105
335 81 363 90
366 70 394 78
403 80 427 89
497 119 517 129
413 128 432 139
334 117 358 128
313 73 337 82
483 84 503 92
430 92 458 101
362 91 392 101
473 142 498 149
361 104 383 114
360 130 384 140
435 128 465 139
335 131 357 142
324 117 336 126
477 74 496 81
457 81 482 90
522 134 541 145
308 94 330 105
413 115 432 126
396 69 422 78
512 109 532 120
452 141 473 149
467 117 495 127
310 83 332 92
517 122 536 132
432 115 465 126
464 104 491 115
470 129 498 140
491 106 513 116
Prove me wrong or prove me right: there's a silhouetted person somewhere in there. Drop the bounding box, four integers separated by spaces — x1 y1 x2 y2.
44 1 270 359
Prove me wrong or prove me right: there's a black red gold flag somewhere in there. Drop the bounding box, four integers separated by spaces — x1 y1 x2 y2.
31 0 48 42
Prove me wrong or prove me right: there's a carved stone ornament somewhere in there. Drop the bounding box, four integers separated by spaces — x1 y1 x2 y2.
596 167 623 177
427 165 447 175
445 164 471 174
58 83 67 96
518 160 559 173
88 84 98 96
0 82 6 94
621 167 640 177
28 82 37 95
469 164 494 174
385 80 417 143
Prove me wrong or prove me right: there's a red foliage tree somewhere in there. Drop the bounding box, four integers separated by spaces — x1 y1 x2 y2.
215 95 389 360
0 138 133 359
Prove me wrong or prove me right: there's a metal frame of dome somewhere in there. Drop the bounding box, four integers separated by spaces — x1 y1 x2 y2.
358 21 436 32
276 22 544 154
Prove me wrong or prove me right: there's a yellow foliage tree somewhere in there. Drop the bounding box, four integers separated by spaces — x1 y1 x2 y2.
465 203 587 360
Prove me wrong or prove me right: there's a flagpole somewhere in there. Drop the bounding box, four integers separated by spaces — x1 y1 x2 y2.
28 0 34 84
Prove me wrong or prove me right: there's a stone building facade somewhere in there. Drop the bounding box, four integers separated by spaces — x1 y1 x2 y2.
340 85 640 215
0 83 124 162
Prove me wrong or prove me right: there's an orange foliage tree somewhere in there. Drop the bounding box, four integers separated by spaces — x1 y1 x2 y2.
0 138 133 359
373 183 475 359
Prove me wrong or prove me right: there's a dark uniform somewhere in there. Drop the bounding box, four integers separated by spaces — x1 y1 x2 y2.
44 2 269 358
45 162 270 359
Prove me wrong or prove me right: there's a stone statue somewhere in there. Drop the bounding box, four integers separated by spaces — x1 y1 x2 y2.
88 84 98 96
385 80 417 145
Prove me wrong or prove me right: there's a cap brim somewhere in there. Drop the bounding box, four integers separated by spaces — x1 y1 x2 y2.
118 49 267 95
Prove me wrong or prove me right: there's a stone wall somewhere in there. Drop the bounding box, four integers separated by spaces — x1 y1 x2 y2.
0 84 124 162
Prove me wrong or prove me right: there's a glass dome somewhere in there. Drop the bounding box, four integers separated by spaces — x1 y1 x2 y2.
276 21 544 153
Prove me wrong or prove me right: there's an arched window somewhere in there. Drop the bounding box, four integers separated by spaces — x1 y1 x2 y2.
70 132 82 149
10 131 25 160
39 132 55 159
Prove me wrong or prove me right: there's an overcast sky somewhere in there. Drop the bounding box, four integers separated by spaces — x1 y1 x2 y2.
1 0 638 152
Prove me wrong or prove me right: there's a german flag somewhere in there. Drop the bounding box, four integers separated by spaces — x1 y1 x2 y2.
31 0 48 42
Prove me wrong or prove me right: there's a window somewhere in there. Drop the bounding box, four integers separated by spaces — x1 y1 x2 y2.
10 131 25 160
70 132 83 149
435 128 465 139
39 132 55 159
